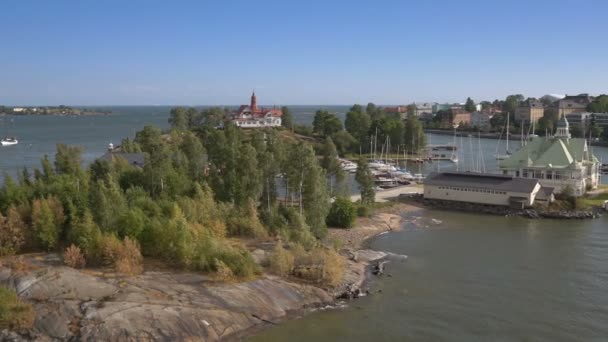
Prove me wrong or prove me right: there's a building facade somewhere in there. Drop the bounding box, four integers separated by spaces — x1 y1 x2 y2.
230 92 282 128
515 99 544 123
424 172 551 208
557 94 593 116
498 115 601 196
450 109 471 126
471 111 494 128
415 102 434 116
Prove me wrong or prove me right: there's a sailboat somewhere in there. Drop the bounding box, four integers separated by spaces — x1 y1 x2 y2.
495 113 511 160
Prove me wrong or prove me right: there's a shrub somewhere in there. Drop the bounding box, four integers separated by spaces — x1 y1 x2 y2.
213 259 234 281
356 204 370 217
114 237 143 275
0 207 26 257
0 286 35 330
291 247 345 287
326 197 356 228
63 244 86 269
99 234 143 275
268 244 295 276
226 201 267 238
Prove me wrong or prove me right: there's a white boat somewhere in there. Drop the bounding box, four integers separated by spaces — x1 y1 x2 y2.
341 161 357 172
412 173 425 182
1 137 18 146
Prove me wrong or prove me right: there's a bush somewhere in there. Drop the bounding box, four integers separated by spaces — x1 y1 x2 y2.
356 204 370 217
114 237 143 275
291 247 345 287
226 201 267 238
99 234 143 275
0 207 26 257
268 244 295 276
0 286 35 330
63 244 86 269
326 197 356 228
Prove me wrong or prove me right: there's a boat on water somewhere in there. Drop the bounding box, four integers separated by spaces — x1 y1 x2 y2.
1 137 18 146
601 163 608 173
340 160 357 172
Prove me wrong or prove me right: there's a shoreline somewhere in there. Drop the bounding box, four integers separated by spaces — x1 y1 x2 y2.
0 203 419 341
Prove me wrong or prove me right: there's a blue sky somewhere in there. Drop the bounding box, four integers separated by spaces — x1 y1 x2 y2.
1 0 607 105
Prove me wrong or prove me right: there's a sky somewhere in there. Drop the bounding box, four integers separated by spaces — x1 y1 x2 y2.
1 0 607 106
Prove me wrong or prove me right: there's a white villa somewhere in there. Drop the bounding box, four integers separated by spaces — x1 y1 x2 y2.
230 92 282 128
498 115 601 196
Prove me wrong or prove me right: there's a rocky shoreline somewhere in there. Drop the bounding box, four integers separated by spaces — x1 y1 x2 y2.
0 207 411 341
412 196 603 219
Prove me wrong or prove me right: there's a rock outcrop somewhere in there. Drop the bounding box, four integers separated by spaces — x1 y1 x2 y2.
0 255 333 341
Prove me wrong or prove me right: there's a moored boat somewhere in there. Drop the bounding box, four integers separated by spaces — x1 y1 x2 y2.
1 137 18 146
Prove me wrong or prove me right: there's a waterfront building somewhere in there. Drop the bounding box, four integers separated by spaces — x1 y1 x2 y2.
470 111 493 129
449 109 471 127
557 94 593 116
566 112 608 130
515 99 544 123
424 172 553 208
230 92 283 128
383 106 407 119
498 114 600 196
414 102 434 116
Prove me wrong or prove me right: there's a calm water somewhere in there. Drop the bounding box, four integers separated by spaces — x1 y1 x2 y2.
251 211 608 341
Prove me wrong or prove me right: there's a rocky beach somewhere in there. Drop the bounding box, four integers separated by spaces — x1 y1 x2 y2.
0 205 413 341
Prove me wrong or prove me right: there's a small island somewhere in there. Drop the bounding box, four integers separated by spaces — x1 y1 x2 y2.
0 105 110 116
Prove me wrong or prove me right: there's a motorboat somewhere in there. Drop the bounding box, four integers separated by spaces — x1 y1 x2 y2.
1 137 18 146
341 161 357 172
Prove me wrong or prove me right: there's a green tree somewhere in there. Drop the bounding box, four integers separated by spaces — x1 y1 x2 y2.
344 105 371 151
407 103 417 117
331 130 357 155
404 116 426 153
464 97 476 112
55 144 83 175
168 107 189 131
355 156 375 206
32 198 60 250
312 110 342 137
503 94 524 117
587 95 608 113
326 197 356 228
320 137 345 196
280 106 294 129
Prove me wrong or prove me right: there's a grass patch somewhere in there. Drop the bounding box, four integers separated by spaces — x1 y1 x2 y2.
576 192 608 209
0 286 35 330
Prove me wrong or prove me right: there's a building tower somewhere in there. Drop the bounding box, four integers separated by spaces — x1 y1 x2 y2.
555 113 571 139
250 90 258 112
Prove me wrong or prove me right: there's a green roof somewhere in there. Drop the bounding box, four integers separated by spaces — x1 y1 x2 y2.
499 137 596 169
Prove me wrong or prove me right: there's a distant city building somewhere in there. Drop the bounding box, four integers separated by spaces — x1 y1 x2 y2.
432 103 464 114
449 109 471 127
470 111 493 128
499 115 600 196
424 172 554 208
414 102 434 116
515 99 544 123
557 94 593 116
230 92 282 128
566 112 608 130
383 106 407 119
12 108 25 112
